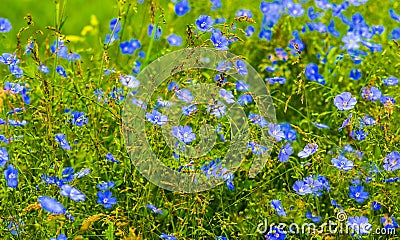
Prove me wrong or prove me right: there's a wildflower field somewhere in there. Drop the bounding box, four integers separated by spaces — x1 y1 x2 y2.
1 0 400 239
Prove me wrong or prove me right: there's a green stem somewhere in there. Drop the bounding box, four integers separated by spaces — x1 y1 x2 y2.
144 23 157 65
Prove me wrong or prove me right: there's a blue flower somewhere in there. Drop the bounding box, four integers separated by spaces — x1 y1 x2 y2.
307 23 327 33
237 94 253 106
105 153 120 164
61 167 75 184
371 201 381 211
41 174 61 186
279 123 297 141
168 82 180 91
155 97 173 109
8 64 23 78
174 0 190 16
216 60 232 72
236 9 252 18
0 53 19 66
257 27 271 41
288 4 304 17
219 89 235 104
360 115 375 127
312 122 330 129
331 155 354 171
97 181 116 191
210 0 222 10
348 0 368 6
120 74 140 88
207 101 226 119
331 199 342 209
347 216 371 235
4 82 23 94
271 200 286 217
266 77 286 84
349 185 369 203
278 143 293 162
383 151 400 171
350 129 367 141
265 226 286 240
381 216 399 230
7 119 27 126
171 125 196 144
0 135 9 144
105 33 119 44
38 196 66 214
146 203 164 214
60 184 86 202
50 40 68 57
97 191 117 209
210 29 229 50
200 159 234 190
4 164 18 188
327 20 340 37
361 86 381 101
389 9 400 22
70 111 88 126
380 96 395 106
268 123 285 142
25 40 34 55
307 7 321 20
372 25 384 35
131 60 141 75
334 92 357 110
235 80 249 92
132 98 147 109
339 113 352 131
50 234 68 240
148 24 162 39
145 110 168 126
383 76 398 86
55 133 71 150
383 177 400 183
109 18 121 33
248 141 268 155
305 211 321 223
216 237 228 240
298 143 318 158
7 219 23 235
342 32 361 50
293 180 312 195
0 147 9 168
159 233 178 240
195 15 213 32
167 34 182 46
392 28 400 40
120 39 141 54
0 18 12 32
176 89 194 103
350 69 362 80
56 66 67 78
245 25 255 37
303 175 329 196
234 60 248 76
74 168 90 179
248 113 267 128
305 63 320 81
260 1 282 28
